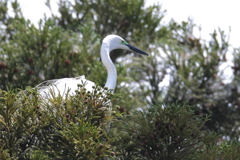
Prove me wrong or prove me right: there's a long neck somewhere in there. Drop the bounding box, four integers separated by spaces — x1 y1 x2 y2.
100 43 117 91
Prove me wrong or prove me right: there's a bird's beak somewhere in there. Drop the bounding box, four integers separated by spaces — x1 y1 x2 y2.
126 44 149 56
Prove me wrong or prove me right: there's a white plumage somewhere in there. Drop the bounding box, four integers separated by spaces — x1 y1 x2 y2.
37 76 95 99
37 35 148 99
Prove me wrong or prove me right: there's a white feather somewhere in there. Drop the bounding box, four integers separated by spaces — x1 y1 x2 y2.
37 76 95 99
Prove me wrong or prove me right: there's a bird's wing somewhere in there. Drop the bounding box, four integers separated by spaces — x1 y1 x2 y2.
37 76 96 99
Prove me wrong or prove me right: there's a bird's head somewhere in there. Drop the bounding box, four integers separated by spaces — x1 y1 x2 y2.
102 35 149 56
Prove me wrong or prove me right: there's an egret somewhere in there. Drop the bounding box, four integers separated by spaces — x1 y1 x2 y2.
37 35 148 99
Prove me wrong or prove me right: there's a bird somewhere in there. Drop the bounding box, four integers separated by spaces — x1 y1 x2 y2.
37 35 148 99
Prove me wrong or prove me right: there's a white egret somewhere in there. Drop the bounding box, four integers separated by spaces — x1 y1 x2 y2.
37 35 148 99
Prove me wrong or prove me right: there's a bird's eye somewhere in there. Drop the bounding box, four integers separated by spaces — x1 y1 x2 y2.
121 40 128 45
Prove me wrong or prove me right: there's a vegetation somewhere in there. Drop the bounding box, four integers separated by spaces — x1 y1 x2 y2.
0 0 240 159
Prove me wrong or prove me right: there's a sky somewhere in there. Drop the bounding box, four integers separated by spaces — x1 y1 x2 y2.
148 0 240 48
16 0 240 48
11 0 239 82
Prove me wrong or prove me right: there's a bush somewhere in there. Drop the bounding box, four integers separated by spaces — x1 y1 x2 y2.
0 83 117 159
111 103 210 159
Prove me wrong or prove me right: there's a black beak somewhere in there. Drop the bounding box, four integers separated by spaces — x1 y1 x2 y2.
126 44 149 56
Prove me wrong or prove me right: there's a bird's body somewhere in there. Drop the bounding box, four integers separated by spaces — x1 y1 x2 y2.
37 76 95 99
37 35 148 99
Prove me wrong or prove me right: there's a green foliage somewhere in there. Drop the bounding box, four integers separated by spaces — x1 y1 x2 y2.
54 0 164 40
1 0 240 159
192 139 240 160
1 89 239 160
0 83 117 159
0 0 24 42
161 21 239 138
128 18 240 138
111 103 210 159
0 17 103 89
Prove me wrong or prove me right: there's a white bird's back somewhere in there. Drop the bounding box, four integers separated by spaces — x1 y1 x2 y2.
38 76 95 99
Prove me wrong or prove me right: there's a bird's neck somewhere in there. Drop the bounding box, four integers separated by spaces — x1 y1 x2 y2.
100 43 117 91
